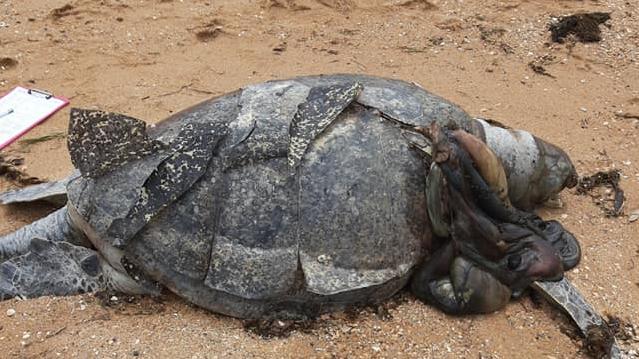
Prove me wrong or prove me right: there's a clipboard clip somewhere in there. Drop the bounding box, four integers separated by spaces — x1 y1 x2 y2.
27 88 53 99
0 108 14 118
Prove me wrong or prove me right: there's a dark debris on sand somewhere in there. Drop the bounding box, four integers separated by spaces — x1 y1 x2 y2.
193 20 225 42
50 4 79 20
582 315 638 359
549 12 611 43
606 315 638 343
584 322 616 359
243 317 321 339
0 154 43 186
243 292 412 338
93 291 166 316
0 57 18 70
576 170 625 217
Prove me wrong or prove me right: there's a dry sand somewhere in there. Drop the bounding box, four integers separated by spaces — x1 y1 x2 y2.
0 0 638 357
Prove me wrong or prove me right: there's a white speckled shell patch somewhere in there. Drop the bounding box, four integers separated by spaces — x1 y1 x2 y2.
287 82 362 168
68 109 166 178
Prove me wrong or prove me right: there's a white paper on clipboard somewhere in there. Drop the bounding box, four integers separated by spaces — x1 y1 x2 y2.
0 86 69 150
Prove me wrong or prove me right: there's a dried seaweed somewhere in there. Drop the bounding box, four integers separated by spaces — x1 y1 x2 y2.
243 292 411 338
528 62 555 78
0 154 44 186
479 26 506 43
243 317 320 338
195 28 223 42
606 315 638 342
50 4 79 20
576 170 625 217
549 12 611 43
394 0 437 10
584 322 616 359
19 132 66 147
193 20 225 42
614 112 639 120
93 290 166 316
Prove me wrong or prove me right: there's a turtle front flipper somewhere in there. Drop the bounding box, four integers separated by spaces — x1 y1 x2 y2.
0 207 90 262
0 231 155 301
0 238 106 300
0 205 155 300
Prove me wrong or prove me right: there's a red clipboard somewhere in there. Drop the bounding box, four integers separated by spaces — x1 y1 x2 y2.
0 86 69 150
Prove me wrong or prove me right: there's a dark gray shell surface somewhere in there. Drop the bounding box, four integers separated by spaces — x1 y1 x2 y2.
67 74 476 319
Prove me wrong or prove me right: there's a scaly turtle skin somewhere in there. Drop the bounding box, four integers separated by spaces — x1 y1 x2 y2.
0 74 599 331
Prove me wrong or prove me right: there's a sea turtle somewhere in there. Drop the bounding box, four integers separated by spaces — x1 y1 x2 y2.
0 74 618 355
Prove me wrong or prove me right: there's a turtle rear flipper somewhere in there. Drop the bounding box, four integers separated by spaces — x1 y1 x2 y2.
532 279 621 358
0 175 75 207
539 220 581 270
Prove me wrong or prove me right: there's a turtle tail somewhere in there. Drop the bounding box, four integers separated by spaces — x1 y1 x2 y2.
0 206 91 262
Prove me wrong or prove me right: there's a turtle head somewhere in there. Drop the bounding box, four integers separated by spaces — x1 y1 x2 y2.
528 137 578 207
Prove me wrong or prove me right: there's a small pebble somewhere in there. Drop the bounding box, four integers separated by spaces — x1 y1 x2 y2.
544 197 563 209
628 209 639 223
6 309 15 317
